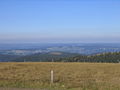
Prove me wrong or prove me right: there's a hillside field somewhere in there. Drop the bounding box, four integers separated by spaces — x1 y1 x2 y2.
0 62 120 90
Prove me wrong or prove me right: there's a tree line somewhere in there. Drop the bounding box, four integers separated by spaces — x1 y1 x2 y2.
56 52 120 63
11 52 120 63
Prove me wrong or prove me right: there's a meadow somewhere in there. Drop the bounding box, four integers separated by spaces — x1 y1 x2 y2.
0 62 120 90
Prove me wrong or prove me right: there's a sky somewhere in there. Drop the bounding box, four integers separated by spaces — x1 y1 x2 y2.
0 0 120 43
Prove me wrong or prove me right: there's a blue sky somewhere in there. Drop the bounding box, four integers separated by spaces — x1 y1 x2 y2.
0 0 120 43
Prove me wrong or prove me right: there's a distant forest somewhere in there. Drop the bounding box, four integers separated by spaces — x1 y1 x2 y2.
9 52 120 63
59 52 120 63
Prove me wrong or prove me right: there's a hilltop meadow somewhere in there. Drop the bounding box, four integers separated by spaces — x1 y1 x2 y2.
0 62 120 90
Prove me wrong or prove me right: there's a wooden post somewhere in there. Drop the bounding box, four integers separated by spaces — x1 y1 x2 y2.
51 70 54 84
52 58 54 62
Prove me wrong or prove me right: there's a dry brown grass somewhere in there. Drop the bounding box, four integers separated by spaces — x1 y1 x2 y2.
0 62 120 90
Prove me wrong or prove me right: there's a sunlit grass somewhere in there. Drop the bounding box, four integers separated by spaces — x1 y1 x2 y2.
0 62 120 90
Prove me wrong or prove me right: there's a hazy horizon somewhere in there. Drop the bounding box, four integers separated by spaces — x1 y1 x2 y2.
0 0 120 43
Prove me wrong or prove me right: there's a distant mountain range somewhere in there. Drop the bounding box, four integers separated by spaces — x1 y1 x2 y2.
0 52 79 62
1 43 120 62
0 51 120 63
11 52 79 62
1 43 120 55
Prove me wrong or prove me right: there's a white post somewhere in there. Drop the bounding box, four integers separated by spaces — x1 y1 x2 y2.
51 70 54 84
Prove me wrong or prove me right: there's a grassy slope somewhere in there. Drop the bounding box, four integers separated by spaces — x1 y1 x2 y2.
0 62 120 90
